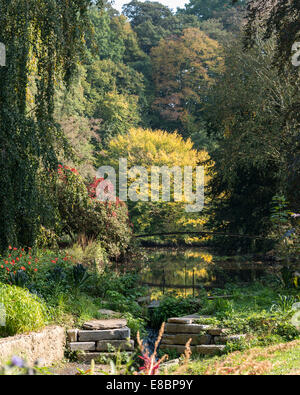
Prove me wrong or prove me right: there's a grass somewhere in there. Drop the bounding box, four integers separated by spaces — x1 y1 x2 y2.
168 340 300 375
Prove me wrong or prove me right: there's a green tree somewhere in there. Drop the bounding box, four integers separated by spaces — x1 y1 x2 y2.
83 59 144 142
178 0 245 21
123 0 201 53
204 36 298 252
86 6 146 64
242 1 300 195
151 27 223 137
0 0 99 250
241 0 300 66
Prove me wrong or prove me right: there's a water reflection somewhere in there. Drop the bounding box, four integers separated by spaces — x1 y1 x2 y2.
141 247 265 296
141 248 216 294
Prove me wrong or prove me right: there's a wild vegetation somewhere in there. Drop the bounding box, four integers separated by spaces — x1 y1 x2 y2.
0 0 299 376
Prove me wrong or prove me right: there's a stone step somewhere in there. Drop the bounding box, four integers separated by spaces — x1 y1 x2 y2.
160 344 196 353
83 319 127 330
96 340 134 352
168 317 194 324
165 323 211 334
196 345 226 355
69 342 96 352
67 329 78 343
78 327 130 342
207 328 229 336
161 333 211 346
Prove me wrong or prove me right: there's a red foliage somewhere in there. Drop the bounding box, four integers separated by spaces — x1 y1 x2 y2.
138 354 161 375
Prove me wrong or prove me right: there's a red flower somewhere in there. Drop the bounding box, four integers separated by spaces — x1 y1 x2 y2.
34 268 38 272
9 246 12 250
21 267 26 271
28 262 32 265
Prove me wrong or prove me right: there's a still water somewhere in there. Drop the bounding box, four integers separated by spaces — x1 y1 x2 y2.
140 247 265 296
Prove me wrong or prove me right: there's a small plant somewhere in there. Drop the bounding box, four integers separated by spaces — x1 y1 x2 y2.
9 270 29 288
135 323 168 375
0 356 52 375
270 196 300 278
148 296 202 328
271 295 296 313
48 266 66 284
122 312 147 338
72 264 90 293
76 360 96 376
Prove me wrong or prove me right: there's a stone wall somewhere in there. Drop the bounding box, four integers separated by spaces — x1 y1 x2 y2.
0 326 65 366
160 315 245 355
67 319 134 362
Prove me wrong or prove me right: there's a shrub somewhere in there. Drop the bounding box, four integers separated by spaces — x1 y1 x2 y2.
122 312 147 338
0 284 47 337
213 310 299 341
36 226 59 249
0 246 39 287
65 241 108 271
54 165 133 260
105 290 142 317
0 247 74 295
47 292 102 327
93 270 145 299
148 296 202 328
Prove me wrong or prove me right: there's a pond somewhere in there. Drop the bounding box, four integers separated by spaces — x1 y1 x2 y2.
140 247 267 297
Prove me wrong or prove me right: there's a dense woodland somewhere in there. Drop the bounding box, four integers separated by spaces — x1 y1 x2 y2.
0 0 299 258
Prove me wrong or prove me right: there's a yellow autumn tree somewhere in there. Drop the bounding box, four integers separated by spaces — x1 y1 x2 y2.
99 127 210 237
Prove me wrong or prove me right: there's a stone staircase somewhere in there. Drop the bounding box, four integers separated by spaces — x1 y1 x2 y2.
67 318 134 362
160 315 245 355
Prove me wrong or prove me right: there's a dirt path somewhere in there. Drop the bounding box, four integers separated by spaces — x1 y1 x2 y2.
50 362 110 375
